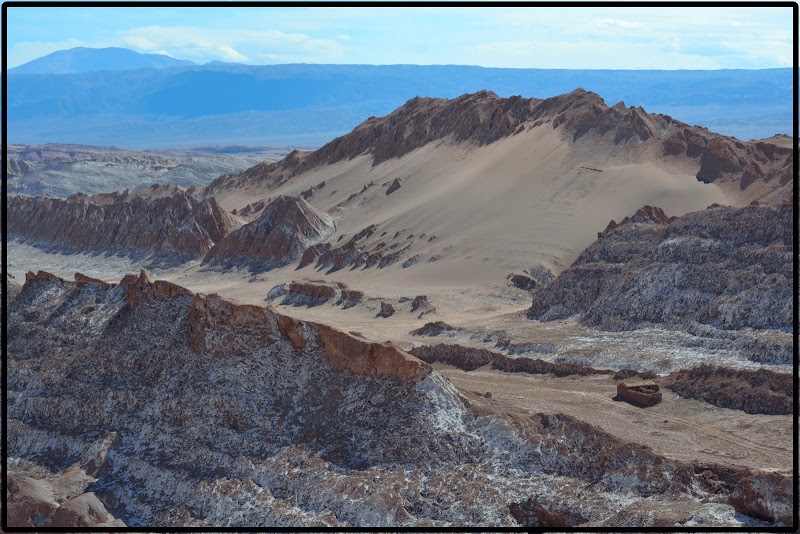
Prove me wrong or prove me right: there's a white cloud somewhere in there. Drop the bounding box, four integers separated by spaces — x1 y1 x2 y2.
118 26 343 64
464 39 723 70
594 18 643 30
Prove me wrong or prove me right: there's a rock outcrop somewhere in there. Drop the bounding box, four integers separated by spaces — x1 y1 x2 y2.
528 204 792 333
8 188 239 265
410 295 432 313
7 463 125 527
386 178 402 195
377 302 396 318
299 234 414 274
202 195 334 272
281 281 338 307
409 344 610 378
7 272 791 526
598 205 673 238
665 365 792 415
728 473 793 525
411 321 464 337
271 280 365 310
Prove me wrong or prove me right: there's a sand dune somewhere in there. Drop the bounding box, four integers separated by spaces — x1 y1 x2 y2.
212 122 730 283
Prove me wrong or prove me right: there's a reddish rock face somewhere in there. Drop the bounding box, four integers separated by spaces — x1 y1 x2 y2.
316 324 430 382
74 273 114 289
25 270 65 285
203 195 334 272
663 129 791 190
277 315 308 349
122 269 194 308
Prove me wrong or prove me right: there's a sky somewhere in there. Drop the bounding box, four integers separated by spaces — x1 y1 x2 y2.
5 6 795 70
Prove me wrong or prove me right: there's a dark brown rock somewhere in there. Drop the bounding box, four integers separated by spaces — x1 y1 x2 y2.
281 281 338 307
203 195 334 272
377 302 395 318
386 178 402 195
509 497 587 527
410 295 431 312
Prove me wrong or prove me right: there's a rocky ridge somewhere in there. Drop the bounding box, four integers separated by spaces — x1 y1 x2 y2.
8 187 241 266
665 365 792 415
528 203 792 336
272 280 364 309
7 271 791 527
298 223 420 274
205 89 792 202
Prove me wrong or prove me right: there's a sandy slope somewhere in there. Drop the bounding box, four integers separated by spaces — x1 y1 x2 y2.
213 124 730 282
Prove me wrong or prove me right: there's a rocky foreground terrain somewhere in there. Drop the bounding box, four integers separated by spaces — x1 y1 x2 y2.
6 271 792 527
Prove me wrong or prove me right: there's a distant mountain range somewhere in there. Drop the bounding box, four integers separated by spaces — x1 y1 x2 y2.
9 46 196 74
8 47 793 147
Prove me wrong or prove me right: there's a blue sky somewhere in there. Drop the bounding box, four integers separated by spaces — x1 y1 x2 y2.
6 6 794 70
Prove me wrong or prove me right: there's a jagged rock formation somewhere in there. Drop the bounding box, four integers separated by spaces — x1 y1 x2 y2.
528 204 791 333
205 89 791 202
265 281 365 309
7 272 791 526
298 223 415 274
411 321 465 337
410 295 432 313
8 187 240 265
665 365 792 415
202 195 334 272
598 205 673 238
265 283 289 301
729 473 793 525
377 302 396 318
